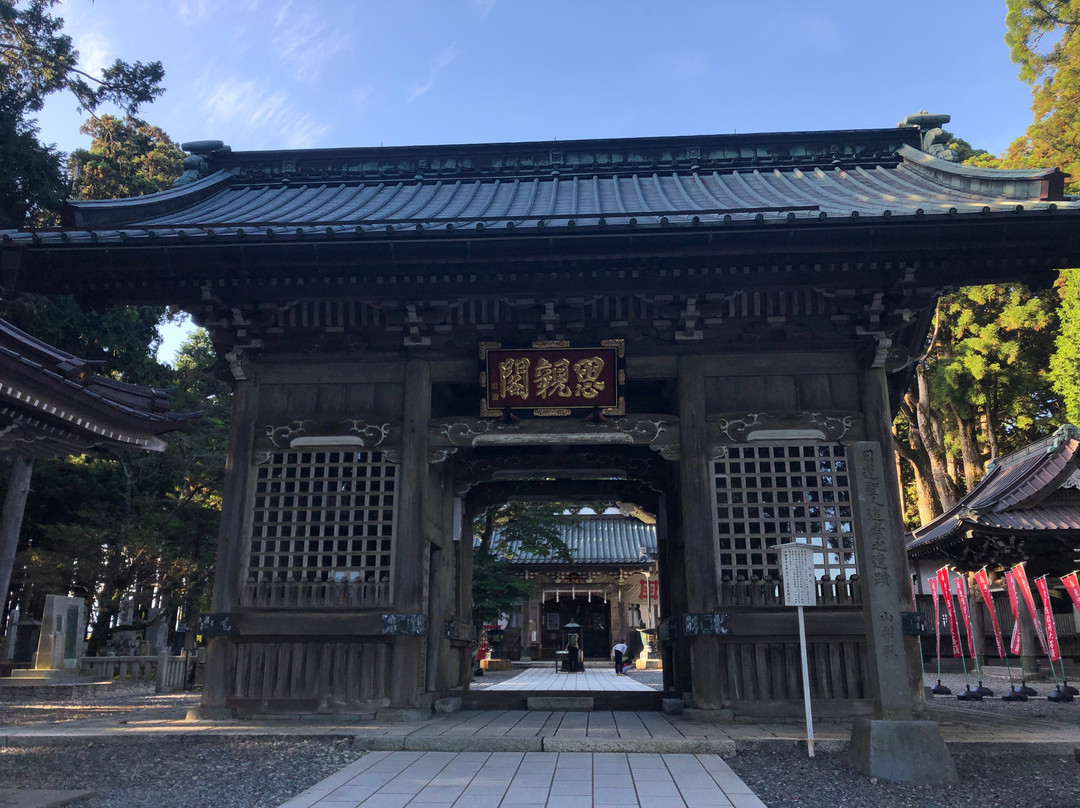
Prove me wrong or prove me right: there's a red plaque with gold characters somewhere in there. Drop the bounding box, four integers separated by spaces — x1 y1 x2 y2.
480 340 625 416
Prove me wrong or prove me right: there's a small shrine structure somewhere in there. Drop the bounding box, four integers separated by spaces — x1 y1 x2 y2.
495 513 659 662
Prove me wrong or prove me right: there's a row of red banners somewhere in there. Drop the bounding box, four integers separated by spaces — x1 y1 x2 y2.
928 563 1080 662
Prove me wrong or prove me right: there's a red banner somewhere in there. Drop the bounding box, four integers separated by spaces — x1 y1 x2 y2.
1063 572 1080 615
974 568 1005 659
1034 576 1061 662
929 576 941 660
1006 571 1022 656
955 574 977 659
1012 562 1049 655
937 567 962 658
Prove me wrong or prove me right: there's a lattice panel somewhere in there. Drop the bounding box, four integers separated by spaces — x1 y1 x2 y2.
714 443 856 582
249 450 396 585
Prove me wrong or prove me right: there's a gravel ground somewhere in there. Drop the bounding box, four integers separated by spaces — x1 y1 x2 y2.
0 738 364 808
727 670 1080 808
0 672 1077 807
729 747 1079 808
0 682 195 727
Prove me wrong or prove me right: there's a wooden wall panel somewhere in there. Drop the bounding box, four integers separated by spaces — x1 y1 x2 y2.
232 641 392 706
713 638 868 708
255 382 401 424
703 371 861 413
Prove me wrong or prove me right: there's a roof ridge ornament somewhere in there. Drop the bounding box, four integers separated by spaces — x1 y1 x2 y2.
174 140 231 188
898 113 957 162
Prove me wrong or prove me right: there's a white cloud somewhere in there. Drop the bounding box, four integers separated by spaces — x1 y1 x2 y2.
57 0 111 79
203 76 332 149
473 0 497 17
172 0 212 25
407 44 458 102
271 1 345 82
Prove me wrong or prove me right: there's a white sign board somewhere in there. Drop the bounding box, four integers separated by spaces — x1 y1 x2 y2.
778 543 816 607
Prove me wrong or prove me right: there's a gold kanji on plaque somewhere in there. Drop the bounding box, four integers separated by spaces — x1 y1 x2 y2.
480 340 624 417
572 356 606 398
498 357 530 400
534 357 573 399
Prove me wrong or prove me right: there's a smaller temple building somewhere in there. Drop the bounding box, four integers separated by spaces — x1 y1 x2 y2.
0 316 199 670
496 514 658 663
907 424 1080 658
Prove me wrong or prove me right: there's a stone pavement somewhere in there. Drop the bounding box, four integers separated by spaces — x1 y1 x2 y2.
278 750 765 808
483 668 655 692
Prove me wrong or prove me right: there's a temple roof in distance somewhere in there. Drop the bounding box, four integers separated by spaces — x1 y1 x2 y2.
0 318 199 457
907 424 1080 574
3 125 1075 248
498 515 657 566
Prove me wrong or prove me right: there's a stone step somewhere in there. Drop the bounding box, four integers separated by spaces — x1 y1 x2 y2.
526 696 593 711
463 689 663 712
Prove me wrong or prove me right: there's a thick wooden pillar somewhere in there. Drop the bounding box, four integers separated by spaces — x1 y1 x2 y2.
202 375 258 710
425 468 456 694
0 456 33 620
677 354 723 709
389 359 430 707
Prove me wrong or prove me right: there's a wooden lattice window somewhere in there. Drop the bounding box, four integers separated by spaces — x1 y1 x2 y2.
714 442 856 582
248 449 396 585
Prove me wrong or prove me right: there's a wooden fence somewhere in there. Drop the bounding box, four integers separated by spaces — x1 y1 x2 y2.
80 651 189 693
240 580 391 608
718 576 861 607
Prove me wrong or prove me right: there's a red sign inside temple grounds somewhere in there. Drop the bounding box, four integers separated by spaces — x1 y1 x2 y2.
480 340 625 416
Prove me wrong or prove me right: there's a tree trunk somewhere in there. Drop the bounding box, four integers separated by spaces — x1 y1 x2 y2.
895 438 940 525
953 411 982 491
916 364 957 510
0 457 33 625
980 397 1000 462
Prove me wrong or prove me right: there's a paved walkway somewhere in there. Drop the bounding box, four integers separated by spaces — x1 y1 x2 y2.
484 668 654 692
2 682 1078 808
279 750 765 808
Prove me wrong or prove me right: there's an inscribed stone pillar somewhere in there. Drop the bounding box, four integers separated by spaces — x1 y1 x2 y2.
848 437 956 784
849 325 953 783
202 375 258 711
389 359 430 707
849 441 918 719
858 362 927 712
677 354 723 709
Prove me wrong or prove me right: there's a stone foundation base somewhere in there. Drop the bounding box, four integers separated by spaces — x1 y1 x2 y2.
849 718 957 784
185 706 236 721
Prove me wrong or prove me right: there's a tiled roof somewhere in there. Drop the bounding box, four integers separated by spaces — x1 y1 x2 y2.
4 129 1075 248
0 318 199 457
908 424 1080 558
498 516 656 565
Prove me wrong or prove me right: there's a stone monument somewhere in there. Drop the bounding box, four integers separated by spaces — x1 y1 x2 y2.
7 595 86 682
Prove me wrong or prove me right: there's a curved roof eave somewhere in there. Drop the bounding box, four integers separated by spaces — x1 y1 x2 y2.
61 170 236 229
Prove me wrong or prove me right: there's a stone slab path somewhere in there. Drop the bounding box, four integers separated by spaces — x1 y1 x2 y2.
278 750 766 808
483 668 654 692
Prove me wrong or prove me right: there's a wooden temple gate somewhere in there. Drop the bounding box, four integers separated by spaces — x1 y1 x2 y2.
3 122 1079 742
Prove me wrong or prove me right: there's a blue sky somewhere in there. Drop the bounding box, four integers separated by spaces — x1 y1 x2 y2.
36 0 1045 360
